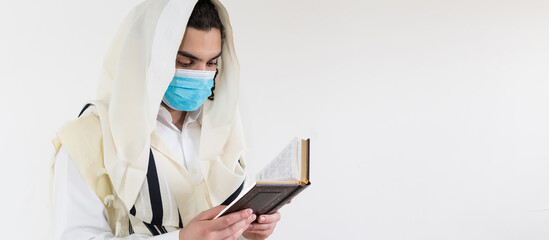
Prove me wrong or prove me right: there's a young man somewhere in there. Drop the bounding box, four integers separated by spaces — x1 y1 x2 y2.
52 1 280 239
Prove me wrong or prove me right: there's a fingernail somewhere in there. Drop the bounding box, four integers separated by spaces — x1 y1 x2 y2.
260 216 266 222
247 209 253 215
250 214 256 221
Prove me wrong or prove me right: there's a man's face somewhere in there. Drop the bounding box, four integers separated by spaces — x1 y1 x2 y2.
176 27 222 71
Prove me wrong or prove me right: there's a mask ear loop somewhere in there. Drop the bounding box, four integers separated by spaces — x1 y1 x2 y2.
208 68 218 100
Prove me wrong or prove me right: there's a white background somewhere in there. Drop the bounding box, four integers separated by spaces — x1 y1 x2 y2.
1 0 549 239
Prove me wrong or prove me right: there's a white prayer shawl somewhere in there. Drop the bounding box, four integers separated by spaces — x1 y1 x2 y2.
96 0 244 210
52 0 246 236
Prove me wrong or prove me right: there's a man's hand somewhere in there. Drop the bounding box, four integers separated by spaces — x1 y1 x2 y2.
179 206 256 240
242 211 281 240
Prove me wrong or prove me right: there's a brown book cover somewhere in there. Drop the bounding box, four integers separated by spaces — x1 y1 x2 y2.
214 138 311 219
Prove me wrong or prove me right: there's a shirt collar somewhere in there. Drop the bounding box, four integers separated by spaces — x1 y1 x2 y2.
157 104 202 132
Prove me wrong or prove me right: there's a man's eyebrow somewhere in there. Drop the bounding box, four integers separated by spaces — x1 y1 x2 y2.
178 51 201 61
210 52 222 61
177 51 222 61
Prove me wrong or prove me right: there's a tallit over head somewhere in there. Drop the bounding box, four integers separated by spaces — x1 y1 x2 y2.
92 0 246 209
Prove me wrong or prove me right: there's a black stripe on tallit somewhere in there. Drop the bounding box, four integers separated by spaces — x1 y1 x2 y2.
155 225 166 234
147 149 164 226
128 219 134 234
160 226 168 234
143 221 160 236
220 181 245 206
77 103 92 117
130 205 136 216
178 208 183 228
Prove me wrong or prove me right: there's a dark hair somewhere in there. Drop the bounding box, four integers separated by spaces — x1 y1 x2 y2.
187 0 224 100
188 0 225 41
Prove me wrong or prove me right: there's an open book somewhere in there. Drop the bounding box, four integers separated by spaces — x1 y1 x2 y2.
214 138 311 219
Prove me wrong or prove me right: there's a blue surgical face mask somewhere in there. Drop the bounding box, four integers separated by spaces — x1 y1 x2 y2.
162 69 216 111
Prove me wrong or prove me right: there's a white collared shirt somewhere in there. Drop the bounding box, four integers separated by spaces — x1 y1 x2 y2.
52 105 203 239
156 105 203 184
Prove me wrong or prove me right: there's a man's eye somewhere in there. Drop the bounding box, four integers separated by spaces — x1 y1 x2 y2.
178 61 191 67
207 61 218 67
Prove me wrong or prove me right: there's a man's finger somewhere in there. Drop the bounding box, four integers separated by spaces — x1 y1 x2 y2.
211 208 253 230
247 222 274 231
217 214 255 239
245 228 272 234
195 206 226 220
257 212 281 224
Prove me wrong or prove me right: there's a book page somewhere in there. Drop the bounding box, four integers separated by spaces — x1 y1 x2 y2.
256 138 300 182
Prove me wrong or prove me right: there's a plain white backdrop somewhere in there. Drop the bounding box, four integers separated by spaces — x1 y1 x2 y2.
1 0 549 239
